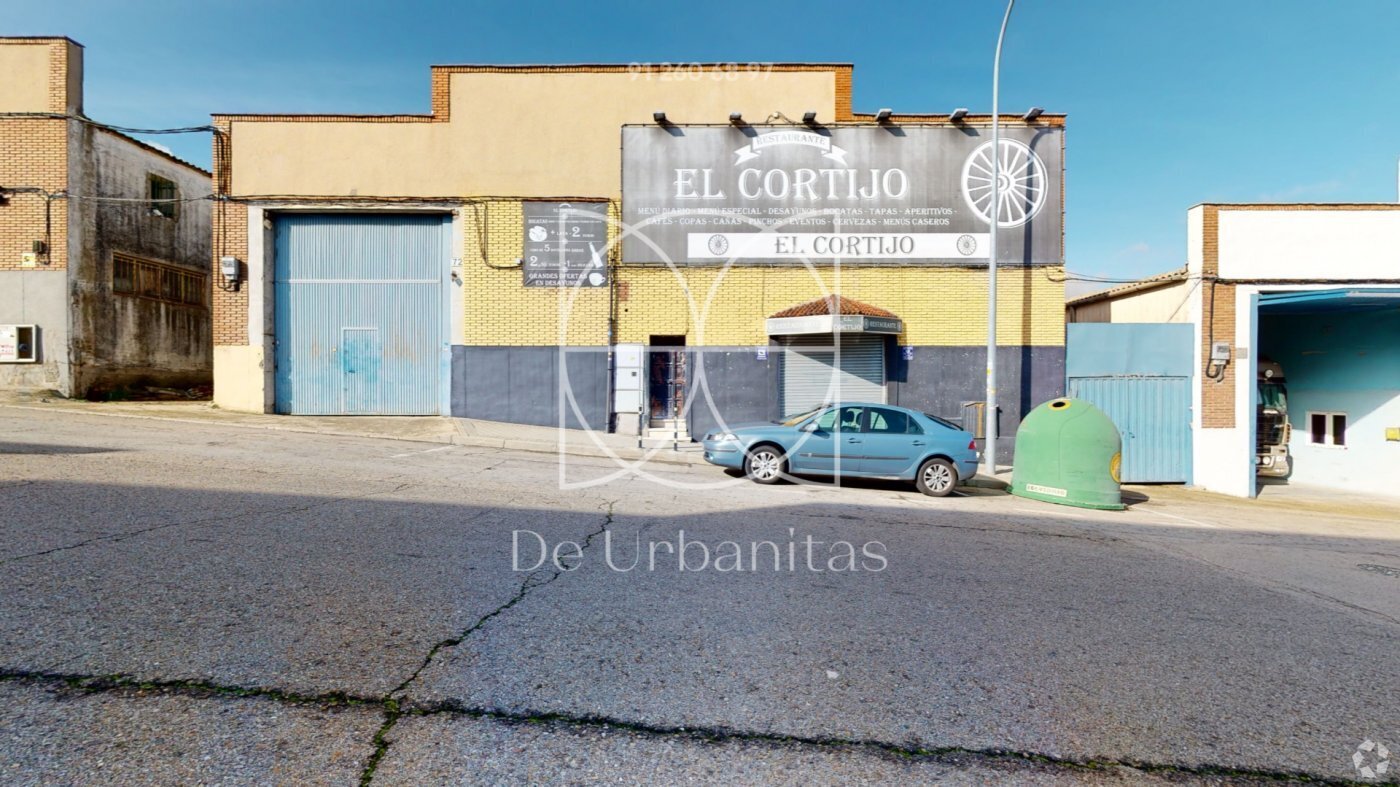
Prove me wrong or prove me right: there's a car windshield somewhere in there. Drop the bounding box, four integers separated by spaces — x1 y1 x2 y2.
1258 382 1287 412
777 407 825 427
923 413 962 431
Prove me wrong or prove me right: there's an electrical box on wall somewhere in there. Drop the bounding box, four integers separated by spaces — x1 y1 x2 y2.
613 343 643 413
0 325 37 363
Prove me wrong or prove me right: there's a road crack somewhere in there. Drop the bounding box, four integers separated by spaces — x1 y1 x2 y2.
0 668 1362 785
357 498 617 785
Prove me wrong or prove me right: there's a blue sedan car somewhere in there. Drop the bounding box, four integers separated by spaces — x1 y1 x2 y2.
701 402 979 497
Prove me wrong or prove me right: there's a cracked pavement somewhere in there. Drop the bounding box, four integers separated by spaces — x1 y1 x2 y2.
1 407 1398 785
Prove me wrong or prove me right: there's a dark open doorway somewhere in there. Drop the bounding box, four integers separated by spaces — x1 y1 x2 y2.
648 335 687 426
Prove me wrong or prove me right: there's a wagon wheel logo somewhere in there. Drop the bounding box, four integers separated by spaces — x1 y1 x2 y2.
961 139 1048 229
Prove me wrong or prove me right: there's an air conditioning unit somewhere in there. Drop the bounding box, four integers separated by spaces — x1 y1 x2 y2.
0 325 37 363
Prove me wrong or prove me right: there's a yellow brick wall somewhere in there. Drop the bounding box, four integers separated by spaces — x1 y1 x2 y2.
614 265 1065 347
0 40 77 272
0 119 69 271
460 199 613 347
458 197 1065 349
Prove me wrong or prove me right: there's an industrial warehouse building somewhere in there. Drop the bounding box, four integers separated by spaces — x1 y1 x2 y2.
1067 203 1400 497
209 63 1066 457
0 37 212 397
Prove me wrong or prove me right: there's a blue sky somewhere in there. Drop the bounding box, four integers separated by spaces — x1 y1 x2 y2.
9 0 1400 282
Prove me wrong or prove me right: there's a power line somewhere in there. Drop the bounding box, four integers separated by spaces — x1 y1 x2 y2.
0 112 217 135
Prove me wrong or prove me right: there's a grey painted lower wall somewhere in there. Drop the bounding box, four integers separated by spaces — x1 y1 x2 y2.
886 344 1067 463
679 343 1065 462
450 342 1066 464
0 270 69 392
452 345 609 430
685 348 783 439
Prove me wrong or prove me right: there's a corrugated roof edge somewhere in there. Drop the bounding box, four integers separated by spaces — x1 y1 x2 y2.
1064 267 1190 307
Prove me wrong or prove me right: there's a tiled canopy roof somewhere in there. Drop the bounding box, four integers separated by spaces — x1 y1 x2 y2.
769 295 898 319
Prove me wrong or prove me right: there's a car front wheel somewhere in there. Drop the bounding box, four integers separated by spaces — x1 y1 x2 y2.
915 457 958 497
743 445 787 485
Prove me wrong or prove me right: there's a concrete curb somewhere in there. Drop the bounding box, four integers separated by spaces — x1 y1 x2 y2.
1 403 708 468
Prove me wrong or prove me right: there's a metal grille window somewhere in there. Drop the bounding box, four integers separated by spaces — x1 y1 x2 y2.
112 253 206 307
148 174 179 219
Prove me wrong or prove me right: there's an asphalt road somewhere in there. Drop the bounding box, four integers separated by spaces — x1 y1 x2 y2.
1 407 1397 785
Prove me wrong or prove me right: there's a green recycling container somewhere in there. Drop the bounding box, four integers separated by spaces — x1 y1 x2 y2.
1010 397 1125 510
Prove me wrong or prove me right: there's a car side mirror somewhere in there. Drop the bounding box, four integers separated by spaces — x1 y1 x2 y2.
800 421 820 433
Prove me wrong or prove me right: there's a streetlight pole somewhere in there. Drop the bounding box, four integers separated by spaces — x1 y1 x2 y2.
982 0 1015 478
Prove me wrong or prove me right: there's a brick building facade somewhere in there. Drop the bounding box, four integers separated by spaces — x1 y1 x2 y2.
1067 203 1400 497
0 37 212 396
210 62 1066 456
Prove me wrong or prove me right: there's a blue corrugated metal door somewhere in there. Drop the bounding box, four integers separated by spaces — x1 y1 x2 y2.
1067 377 1191 483
274 214 448 415
1065 323 1194 484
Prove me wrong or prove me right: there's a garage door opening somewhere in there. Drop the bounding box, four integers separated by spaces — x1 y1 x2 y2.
1256 288 1400 495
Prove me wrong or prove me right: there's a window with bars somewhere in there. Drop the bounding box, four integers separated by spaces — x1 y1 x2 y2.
148 174 179 219
112 253 206 308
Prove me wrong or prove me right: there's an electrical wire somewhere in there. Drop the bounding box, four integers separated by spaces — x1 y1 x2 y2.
63 192 216 204
0 112 216 135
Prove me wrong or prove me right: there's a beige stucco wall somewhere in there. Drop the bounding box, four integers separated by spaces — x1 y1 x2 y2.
229 70 838 197
1068 280 1196 324
213 345 266 412
0 44 53 112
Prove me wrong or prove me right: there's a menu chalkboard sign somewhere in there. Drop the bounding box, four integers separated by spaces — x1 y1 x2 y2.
521 202 610 287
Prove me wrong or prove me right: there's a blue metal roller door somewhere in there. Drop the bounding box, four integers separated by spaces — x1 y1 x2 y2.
274 214 448 415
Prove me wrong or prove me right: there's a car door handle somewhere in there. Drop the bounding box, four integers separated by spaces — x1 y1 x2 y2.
846 437 862 443
911 440 926 446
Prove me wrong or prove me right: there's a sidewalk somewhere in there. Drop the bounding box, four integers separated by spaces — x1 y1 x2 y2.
0 392 709 467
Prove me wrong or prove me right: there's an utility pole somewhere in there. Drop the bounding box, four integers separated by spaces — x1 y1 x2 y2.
982 0 1016 477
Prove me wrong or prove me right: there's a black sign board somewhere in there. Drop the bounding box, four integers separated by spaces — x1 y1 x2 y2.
522 202 610 287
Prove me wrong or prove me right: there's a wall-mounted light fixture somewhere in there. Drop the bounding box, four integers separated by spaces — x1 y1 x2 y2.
802 111 818 125
729 112 744 125
875 108 893 123
652 111 668 125
1023 107 1044 121
950 108 970 122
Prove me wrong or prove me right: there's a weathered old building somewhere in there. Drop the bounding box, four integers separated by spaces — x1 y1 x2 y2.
210 62 1065 458
0 37 211 397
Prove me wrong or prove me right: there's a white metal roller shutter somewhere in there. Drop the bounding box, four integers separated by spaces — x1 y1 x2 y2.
780 334 886 416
